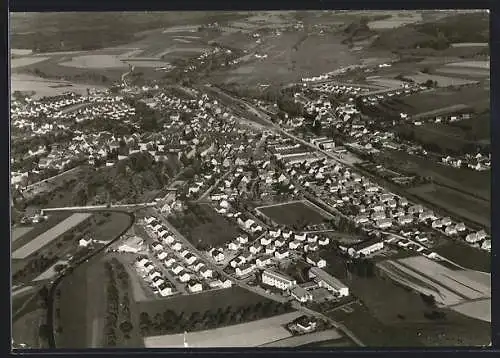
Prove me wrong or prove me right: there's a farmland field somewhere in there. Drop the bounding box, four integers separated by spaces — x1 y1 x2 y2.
11 73 106 99
406 73 479 87
394 86 490 115
408 184 490 229
12 309 46 349
329 268 491 347
10 56 50 69
12 213 93 260
257 200 334 229
434 241 491 273
260 329 343 347
11 212 72 252
384 149 490 200
144 311 301 348
12 226 34 242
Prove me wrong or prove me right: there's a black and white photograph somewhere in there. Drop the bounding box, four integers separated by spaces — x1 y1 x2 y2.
10 10 491 349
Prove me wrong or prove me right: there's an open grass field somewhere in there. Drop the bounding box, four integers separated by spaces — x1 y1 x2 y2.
256 200 333 229
12 213 93 260
408 184 490 229
10 56 51 69
144 311 301 347
384 149 490 200
434 241 491 273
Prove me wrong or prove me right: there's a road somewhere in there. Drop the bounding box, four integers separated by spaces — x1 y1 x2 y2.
196 166 235 202
46 210 136 348
23 166 82 190
42 202 156 214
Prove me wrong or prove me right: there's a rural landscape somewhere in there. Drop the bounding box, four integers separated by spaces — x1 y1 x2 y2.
10 10 491 350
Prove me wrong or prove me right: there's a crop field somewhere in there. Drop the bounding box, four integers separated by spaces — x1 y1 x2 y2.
57 259 104 348
368 12 423 29
11 212 72 253
408 184 490 229
12 226 34 242
212 31 364 86
435 66 489 78
445 60 489 69
450 299 491 322
11 73 106 99
256 200 333 229
406 73 479 87
260 329 343 347
384 149 490 200
378 257 490 306
10 56 50 69
144 311 301 348
434 241 491 273
12 213 93 260
12 309 46 349
396 86 490 115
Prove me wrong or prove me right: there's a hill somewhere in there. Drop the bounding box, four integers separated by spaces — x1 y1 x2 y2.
372 12 489 52
10 12 246 53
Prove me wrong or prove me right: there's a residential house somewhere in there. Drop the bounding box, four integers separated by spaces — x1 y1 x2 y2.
291 286 313 303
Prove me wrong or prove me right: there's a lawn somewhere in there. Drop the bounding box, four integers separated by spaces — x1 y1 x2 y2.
257 200 333 230
408 184 490 229
434 241 491 273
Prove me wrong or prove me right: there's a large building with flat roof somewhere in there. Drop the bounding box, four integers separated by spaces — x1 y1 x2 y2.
262 269 296 291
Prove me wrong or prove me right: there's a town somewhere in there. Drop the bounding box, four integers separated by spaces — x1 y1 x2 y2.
11 10 490 350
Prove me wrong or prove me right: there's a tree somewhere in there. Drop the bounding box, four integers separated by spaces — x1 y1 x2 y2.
119 321 133 334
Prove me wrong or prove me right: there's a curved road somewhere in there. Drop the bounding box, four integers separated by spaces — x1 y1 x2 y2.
46 210 136 348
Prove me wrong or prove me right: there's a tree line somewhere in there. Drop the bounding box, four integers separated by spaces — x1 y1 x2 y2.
139 300 293 337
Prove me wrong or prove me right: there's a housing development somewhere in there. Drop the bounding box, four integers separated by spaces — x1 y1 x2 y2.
10 10 491 349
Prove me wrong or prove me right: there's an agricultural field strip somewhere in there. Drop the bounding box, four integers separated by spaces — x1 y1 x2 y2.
12 213 93 259
144 311 302 347
394 257 489 300
411 104 471 120
259 329 342 347
12 226 34 242
377 261 463 306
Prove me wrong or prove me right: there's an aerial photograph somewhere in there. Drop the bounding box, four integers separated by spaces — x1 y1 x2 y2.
10 10 491 349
